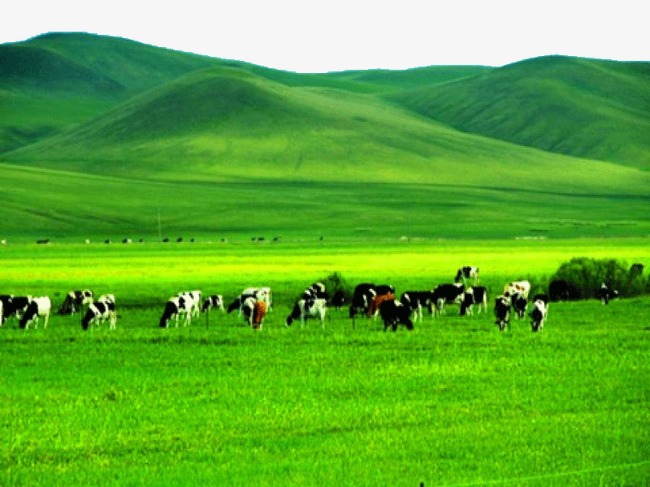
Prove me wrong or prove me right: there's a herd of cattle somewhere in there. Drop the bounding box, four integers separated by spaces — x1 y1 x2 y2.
0 266 620 333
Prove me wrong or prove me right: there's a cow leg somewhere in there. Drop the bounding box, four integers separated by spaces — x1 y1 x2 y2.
43 312 49 328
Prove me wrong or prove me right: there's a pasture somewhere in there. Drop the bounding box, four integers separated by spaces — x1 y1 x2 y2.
1 239 649 486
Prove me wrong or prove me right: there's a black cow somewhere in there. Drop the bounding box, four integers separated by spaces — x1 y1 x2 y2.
58 289 94 315
597 283 619 305
455 266 479 284
512 292 528 319
432 283 465 315
331 290 346 310
379 299 413 331
494 295 511 331
459 286 488 316
400 291 434 321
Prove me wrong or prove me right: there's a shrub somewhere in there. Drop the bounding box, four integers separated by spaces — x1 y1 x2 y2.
318 272 353 300
550 257 647 300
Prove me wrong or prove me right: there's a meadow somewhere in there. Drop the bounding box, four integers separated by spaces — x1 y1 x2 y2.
1 239 648 485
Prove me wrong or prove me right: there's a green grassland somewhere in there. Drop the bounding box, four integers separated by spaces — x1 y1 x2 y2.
0 32 649 485
1 240 649 485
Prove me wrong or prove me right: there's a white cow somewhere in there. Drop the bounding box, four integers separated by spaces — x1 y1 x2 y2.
504 281 531 299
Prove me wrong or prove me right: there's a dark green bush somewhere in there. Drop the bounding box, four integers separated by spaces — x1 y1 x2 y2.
550 257 647 299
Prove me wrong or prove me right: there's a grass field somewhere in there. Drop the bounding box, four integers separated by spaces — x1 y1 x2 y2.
1 239 648 485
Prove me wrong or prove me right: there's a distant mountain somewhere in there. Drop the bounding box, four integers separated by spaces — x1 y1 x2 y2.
0 32 648 240
392 55 650 169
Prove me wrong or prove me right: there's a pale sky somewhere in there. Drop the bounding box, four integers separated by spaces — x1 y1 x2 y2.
2 0 648 73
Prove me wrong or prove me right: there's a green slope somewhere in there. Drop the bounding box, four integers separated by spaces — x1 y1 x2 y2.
2 162 648 242
0 33 225 153
393 56 650 169
5 64 647 199
1 33 648 241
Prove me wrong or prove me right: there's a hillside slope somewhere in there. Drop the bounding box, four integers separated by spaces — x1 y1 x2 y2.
5 64 648 198
393 56 650 169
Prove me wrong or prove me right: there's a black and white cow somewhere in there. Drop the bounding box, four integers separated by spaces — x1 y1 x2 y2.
431 283 465 316
530 299 548 332
400 291 434 321
379 299 413 331
459 286 488 316
455 266 479 284
0 295 32 325
349 283 377 324
597 283 619 305
286 298 327 328
511 292 528 319
159 295 192 328
228 287 272 315
494 295 511 331
202 295 224 313
299 282 329 316
19 296 52 329
178 290 202 319
58 289 94 315
81 294 116 330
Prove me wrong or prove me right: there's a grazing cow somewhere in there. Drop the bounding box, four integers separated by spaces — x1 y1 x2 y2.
597 283 619 305
178 290 202 319
331 290 346 310
530 299 547 332
286 298 327 328
367 291 396 319
81 294 116 330
239 297 267 329
400 291 434 321
19 297 52 329
349 283 377 324
159 296 191 328
58 289 94 315
229 287 272 314
511 292 528 319
548 279 573 301
455 266 479 284
432 283 465 315
0 295 32 325
379 299 413 331
202 295 224 313
459 286 488 316
504 281 531 299
299 282 329 316
494 295 511 331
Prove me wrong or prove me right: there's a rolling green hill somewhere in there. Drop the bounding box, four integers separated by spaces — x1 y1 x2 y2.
0 33 648 241
393 56 650 169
